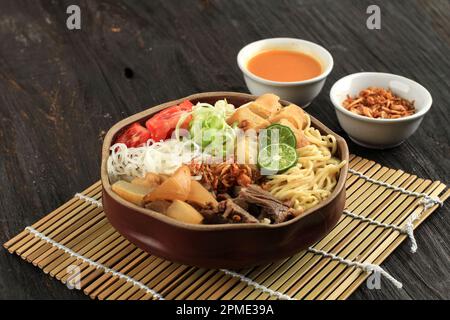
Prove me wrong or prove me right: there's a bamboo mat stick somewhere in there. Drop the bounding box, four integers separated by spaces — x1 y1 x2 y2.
213 159 378 300
199 273 237 300
335 184 449 300
210 160 390 300
150 265 193 299
43 225 116 276
12 190 103 256
3 155 447 301
56 233 124 280
85 250 148 298
252 168 416 300
97 255 159 300
160 266 202 298
110 258 172 299
310 182 434 299
22 208 105 262
103 257 166 300
114 260 173 300
62 236 129 283
44 225 117 275
79 243 137 287
283 175 425 298
163 268 210 300
32 218 110 267
3 182 101 250
187 271 229 300
182 269 219 300
295 180 439 300
222 256 304 300
219 261 289 301
230 165 400 298
264 182 432 300
324 182 443 300
128 263 183 300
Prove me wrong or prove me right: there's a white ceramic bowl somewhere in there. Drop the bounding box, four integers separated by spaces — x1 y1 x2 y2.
330 72 432 149
237 38 333 107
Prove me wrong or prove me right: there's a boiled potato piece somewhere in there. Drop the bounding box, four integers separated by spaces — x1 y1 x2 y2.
166 200 204 224
131 173 162 189
144 166 191 202
112 180 153 206
187 181 218 208
227 107 270 131
269 104 306 129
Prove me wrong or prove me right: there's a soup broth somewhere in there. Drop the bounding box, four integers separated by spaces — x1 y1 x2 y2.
247 50 322 82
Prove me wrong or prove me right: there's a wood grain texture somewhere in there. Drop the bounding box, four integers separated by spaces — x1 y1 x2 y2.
0 0 449 299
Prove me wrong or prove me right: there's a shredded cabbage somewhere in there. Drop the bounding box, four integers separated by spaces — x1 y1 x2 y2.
175 99 237 159
107 139 203 181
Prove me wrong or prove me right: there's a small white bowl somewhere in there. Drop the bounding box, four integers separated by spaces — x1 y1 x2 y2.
237 38 334 107
330 72 432 149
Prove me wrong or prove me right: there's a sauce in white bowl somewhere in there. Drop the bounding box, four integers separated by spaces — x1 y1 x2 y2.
237 38 333 107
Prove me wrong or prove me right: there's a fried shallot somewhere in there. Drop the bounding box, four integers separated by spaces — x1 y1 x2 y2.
343 87 415 119
188 163 260 192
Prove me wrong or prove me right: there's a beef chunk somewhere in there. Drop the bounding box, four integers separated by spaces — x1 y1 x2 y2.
198 200 257 224
216 193 232 201
145 200 172 214
199 203 229 224
198 185 302 224
237 185 301 223
219 199 259 223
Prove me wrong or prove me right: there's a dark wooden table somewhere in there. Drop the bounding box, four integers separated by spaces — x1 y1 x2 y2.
1 0 449 300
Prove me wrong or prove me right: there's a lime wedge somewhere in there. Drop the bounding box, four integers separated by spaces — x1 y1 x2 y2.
258 143 298 174
259 124 297 149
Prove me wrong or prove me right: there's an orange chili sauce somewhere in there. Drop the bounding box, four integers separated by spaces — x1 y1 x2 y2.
247 50 322 82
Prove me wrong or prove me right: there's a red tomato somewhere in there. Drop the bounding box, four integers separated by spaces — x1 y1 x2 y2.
178 100 194 111
145 100 193 141
115 122 152 147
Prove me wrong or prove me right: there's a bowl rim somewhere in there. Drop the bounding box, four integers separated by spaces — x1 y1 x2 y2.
101 92 349 231
237 37 334 87
330 72 433 123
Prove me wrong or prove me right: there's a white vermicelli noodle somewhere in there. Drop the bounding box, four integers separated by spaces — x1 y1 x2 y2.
107 139 203 181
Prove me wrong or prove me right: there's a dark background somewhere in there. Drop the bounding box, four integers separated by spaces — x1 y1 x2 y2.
0 0 449 299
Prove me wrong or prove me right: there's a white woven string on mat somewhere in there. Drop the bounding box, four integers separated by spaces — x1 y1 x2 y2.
347 168 444 253
307 247 403 289
75 193 103 208
343 210 419 253
219 269 295 300
73 193 294 300
73 190 404 293
348 168 443 207
24 226 165 300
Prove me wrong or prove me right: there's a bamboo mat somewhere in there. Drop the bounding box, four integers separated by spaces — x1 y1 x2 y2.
4 155 449 300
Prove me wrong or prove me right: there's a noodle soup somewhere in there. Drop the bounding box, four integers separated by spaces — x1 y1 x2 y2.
107 93 345 225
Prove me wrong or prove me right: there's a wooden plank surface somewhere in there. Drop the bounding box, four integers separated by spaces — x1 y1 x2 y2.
0 0 449 299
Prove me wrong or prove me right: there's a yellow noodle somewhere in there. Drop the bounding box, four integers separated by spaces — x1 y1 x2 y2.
266 114 346 212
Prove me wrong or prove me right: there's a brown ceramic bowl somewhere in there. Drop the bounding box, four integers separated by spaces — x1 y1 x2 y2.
101 92 349 269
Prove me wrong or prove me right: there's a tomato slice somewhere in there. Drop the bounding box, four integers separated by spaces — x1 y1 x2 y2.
115 122 152 148
145 100 193 141
178 100 194 111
